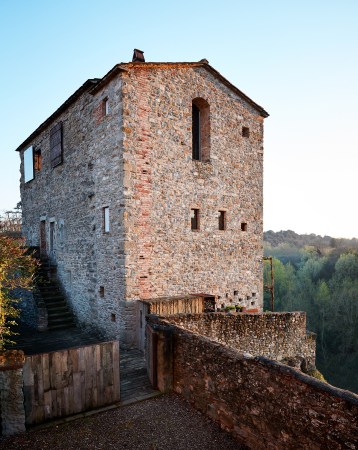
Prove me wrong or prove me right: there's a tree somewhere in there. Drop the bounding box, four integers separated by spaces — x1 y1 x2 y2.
0 236 37 350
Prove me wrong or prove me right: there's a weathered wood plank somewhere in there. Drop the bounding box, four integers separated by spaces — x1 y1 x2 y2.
24 341 120 425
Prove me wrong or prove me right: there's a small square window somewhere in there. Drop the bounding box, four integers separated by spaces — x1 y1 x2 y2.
191 208 199 231
103 207 110 233
242 127 250 138
218 211 226 230
241 222 247 232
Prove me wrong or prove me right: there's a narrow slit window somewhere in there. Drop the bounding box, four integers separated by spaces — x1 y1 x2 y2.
218 211 226 230
103 207 110 233
99 286 105 297
192 104 201 160
103 97 109 116
192 98 210 161
241 222 247 231
191 208 199 231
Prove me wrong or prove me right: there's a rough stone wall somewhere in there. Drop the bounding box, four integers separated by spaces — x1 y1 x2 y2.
147 319 358 449
19 78 127 340
16 289 38 329
122 64 264 312
163 312 316 365
0 351 26 436
19 62 265 345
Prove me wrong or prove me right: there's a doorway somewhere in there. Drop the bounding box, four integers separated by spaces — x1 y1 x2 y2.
40 220 46 256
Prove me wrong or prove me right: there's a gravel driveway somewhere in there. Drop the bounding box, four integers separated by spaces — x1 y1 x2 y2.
1 393 245 450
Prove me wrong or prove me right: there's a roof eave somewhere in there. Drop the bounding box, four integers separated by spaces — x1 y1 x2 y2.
15 78 100 152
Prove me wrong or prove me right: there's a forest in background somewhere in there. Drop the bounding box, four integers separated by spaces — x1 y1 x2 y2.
264 230 358 394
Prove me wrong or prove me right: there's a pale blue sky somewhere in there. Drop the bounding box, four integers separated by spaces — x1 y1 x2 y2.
1 0 357 238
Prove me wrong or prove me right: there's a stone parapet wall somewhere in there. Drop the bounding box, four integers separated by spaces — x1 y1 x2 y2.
146 318 358 449
162 312 316 365
0 351 26 436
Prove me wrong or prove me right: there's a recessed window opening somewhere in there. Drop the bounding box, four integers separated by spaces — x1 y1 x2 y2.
234 290 239 296
111 313 116 322
192 98 210 161
103 97 109 116
191 208 199 231
103 207 110 233
99 286 105 297
241 222 247 232
218 211 226 230
242 126 250 138
34 149 42 171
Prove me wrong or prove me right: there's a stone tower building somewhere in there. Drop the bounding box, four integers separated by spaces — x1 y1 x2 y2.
16 50 268 346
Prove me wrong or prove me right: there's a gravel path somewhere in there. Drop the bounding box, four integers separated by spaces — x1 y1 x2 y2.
1 393 245 450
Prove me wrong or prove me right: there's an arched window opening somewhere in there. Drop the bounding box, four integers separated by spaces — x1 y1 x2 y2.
192 98 210 162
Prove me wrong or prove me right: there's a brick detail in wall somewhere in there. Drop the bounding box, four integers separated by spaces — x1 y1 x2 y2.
135 70 153 299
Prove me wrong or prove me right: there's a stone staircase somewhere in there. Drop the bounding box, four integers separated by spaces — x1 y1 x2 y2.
35 256 76 331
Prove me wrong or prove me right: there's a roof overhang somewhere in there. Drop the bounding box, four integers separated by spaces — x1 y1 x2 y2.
15 60 268 152
15 79 100 152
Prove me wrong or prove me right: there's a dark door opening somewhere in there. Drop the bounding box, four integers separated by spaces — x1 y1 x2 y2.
40 220 46 256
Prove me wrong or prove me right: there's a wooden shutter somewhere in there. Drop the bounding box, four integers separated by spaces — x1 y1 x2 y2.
50 122 63 167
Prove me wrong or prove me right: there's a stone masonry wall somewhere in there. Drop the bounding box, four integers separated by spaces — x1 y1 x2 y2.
0 351 26 436
19 61 266 345
122 64 264 312
19 78 128 341
173 330 358 450
163 312 316 365
147 319 358 449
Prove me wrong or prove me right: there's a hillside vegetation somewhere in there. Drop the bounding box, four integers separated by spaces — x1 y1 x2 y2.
264 230 358 394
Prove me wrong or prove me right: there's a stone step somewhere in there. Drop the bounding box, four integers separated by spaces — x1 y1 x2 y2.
46 304 69 312
48 315 72 322
48 323 76 331
43 295 66 302
48 315 75 325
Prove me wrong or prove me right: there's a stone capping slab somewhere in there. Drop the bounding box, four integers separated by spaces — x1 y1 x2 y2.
147 315 358 404
0 350 25 371
255 354 358 404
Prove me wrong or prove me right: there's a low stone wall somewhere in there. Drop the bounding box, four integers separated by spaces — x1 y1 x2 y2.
23 341 120 425
146 318 358 449
0 351 26 436
163 312 316 366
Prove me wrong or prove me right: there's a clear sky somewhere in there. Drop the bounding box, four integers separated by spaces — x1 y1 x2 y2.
1 0 357 238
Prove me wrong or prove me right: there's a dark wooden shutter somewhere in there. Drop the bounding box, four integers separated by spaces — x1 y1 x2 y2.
50 122 63 168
